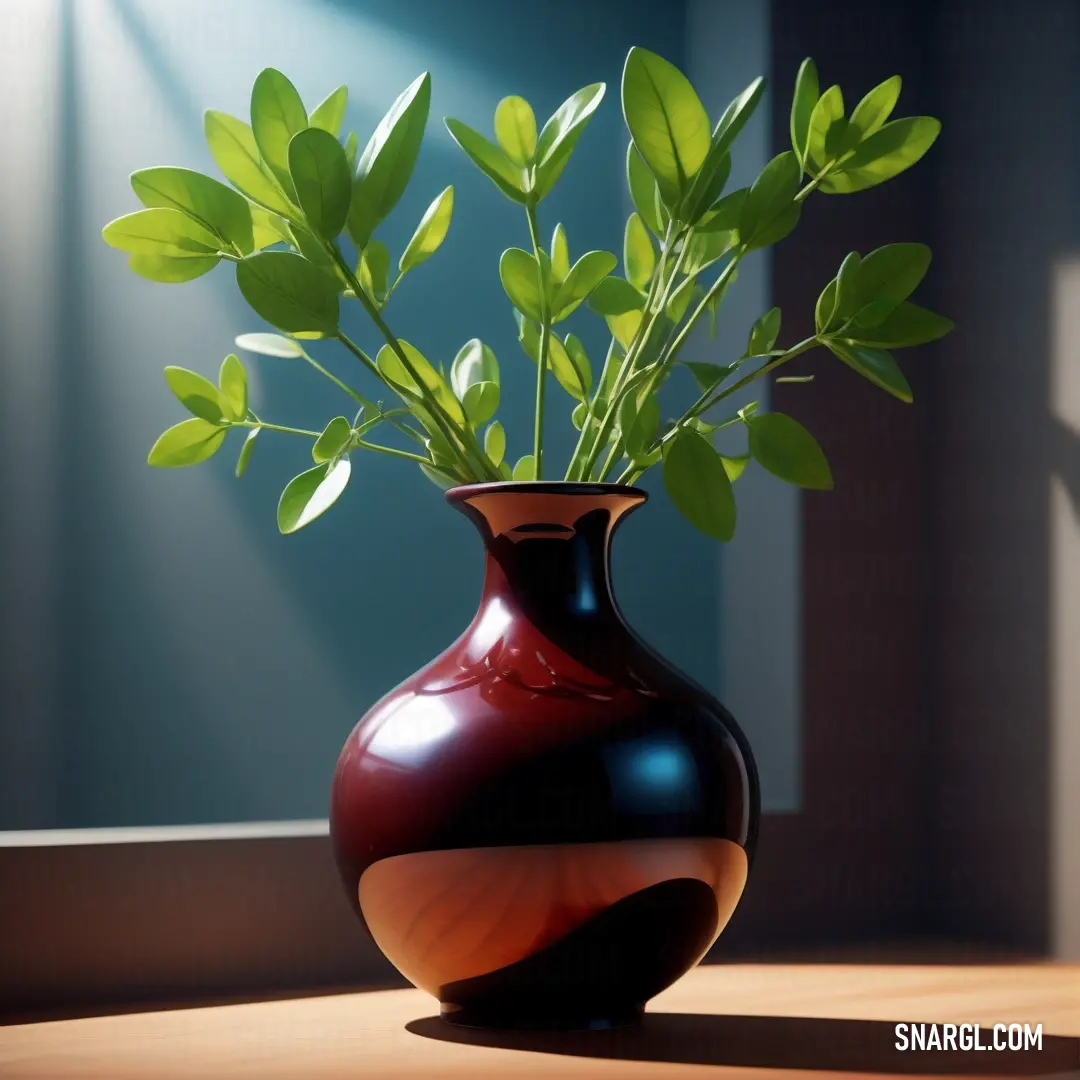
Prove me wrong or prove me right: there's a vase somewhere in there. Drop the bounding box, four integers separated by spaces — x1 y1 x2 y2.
330 481 759 1030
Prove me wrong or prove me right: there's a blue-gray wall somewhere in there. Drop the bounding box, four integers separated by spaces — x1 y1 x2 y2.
4 0 752 827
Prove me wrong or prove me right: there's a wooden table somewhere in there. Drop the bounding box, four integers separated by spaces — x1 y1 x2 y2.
1 963 1077 1078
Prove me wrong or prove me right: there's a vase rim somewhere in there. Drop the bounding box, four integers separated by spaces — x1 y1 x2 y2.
446 480 648 505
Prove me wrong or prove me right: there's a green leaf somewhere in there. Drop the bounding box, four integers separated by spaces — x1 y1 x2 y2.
126 253 220 283
204 110 293 215
376 340 465 424
738 152 802 251
564 334 593 398
805 84 845 173
494 95 537 165
683 360 735 394
313 416 352 462
484 421 506 467
850 297 897 328
218 353 247 419
499 247 544 320
450 338 499 398
147 417 227 468
587 275 645 316
700 187 747 233
348 73 431 249
287 127 351 239
399 186 453 275
833 250 863 323
680 146 731 224
553 250 617 320
815 278 838 334
103 208 222 256
847 75 901 143
344 131 359 170
621 47 710 207
310 85 348 136
517 320 588 400
626 143 665 236
849 301 953 348
790 58 819 166
606 309 644 350
666 275 697 322
841 243 931 323
130 167 254 255
620 391 660 461
277 457 351 534
722 453 750 482
512 454 536 481
747 411 833 489
747 307 781 356
820 116 941 194
623 213 655 291
235 427 259 478
826 339 913 401
662 429 736 541
234 332 303 358
680 74 763 222
250 204 292 250
551 223 570 282
572 402 589 431
163 366 226 424
462 381 499 425
420 462 459 489
533 83 606 200
250 68 308 195
235 250 340 334
444 118 527 202
359 240 390 303
712 75 767 161
287 223 342 290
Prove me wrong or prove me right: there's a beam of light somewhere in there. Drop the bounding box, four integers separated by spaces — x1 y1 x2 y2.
0 0 65 828
9 0 358 823
116 0 504 150
1049 258 1080 959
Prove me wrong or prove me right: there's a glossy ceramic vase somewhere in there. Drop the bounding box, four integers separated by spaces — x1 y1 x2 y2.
330 482 759 1029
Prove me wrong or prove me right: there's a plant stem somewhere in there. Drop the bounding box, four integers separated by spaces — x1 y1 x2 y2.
701 334 818 407
235 420 321 438
565 222 677 482
352 438 433 465
327 244 498 482
795 157 839 203
661 251 743 374
319 337 427 445
300 351 374 409
581 224 694 481
525 202 550 479
614 334 822 485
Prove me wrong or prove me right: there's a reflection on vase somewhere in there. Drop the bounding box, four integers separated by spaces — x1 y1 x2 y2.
359 837 748 1024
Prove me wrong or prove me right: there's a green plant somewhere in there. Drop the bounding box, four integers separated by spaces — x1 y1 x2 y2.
103 50 950 538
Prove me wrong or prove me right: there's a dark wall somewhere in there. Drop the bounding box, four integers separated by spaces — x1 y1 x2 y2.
726 0 1074 955
721 0 939 950
929 0 1080 952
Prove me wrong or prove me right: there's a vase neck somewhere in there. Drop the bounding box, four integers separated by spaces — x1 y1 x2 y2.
448 484 646 629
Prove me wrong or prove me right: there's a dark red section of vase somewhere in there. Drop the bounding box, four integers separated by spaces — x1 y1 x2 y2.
329 482 760 1027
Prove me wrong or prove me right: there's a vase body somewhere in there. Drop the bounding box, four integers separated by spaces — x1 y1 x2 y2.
330 482 759 1029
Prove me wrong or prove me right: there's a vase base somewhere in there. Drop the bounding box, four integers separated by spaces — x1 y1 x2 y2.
439 1002 644 1031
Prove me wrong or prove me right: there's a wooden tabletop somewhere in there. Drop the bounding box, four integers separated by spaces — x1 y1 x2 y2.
1 963 1077 1079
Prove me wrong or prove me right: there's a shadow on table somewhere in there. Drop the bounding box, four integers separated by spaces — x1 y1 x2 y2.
407 1013 1080 1075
